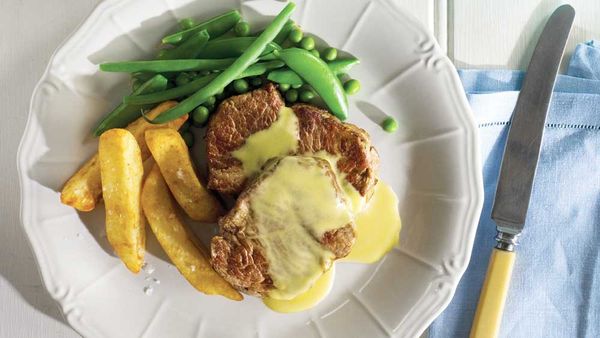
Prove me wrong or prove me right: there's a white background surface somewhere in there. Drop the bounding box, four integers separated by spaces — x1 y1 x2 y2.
2 0 599 337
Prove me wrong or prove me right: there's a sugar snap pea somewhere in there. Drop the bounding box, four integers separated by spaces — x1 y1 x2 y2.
196 37 281 59
274 48 348 120
162 10 241 45
266 57 360 86
150 2 296 124
93 74 168 136
158 30 209 60
237 60 284 78
100 58 236 73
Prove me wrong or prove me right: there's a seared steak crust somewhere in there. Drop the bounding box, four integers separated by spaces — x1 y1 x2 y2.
210 157 355 296
205 83 379 197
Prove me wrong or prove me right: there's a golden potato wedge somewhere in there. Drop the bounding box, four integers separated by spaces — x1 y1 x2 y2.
60 101 187 211
98 129 145 273
142 165 242 300
145 128 223 222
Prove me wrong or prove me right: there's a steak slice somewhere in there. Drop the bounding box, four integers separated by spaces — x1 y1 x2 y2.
206 83 379 197
210 156 356 297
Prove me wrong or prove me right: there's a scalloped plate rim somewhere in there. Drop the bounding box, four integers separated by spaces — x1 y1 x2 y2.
17 1 484 337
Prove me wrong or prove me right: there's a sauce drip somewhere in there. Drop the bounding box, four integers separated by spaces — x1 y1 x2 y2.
263 266 335 313
343 181 402 263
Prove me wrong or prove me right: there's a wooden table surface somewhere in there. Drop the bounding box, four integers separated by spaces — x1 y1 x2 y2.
1 1 599 337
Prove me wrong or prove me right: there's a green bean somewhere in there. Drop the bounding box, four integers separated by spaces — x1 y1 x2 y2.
158 30 209 60
234 21 250 37
344 79 361 95
124 73 218 105
150 3 296 124
93 74 168 136
192 106 210 126
181 130 195 147
179 18 196 31
233 79 249 93
288 27 303 43
323 47 337 61
196 37 281 59
285 89 298 103
100 58 236 73
300 36 315 50
162 10 241 45
274 48 348 120
381 117 398 133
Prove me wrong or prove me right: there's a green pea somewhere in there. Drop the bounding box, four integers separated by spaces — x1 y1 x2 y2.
344 79 361 95
175 72 193 86
179 18 196 30
251 77 263 87
323 47 337 61
381 117 398 133
234 21 250 37
279 83 290 92
192 106 210 127
285 89 298 103
291 83 302 89
181 130 195 147
299 89 315 102
310 49 320 58
199 70 211 76
288 28 303 43
205 95 216 106
300 36 315 50
233 79 249 93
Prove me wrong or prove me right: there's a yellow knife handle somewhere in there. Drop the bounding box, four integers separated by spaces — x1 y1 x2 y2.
470 248 516 338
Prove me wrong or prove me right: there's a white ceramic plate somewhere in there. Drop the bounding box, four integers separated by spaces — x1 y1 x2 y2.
18 0 483 337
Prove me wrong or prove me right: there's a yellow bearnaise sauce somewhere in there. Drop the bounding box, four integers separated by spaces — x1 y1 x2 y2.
231 107 402 312
232 106 299 177
249 156 351 300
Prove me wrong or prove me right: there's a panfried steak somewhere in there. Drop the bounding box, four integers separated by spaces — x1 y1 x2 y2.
205 83 379 197
210 156 355 296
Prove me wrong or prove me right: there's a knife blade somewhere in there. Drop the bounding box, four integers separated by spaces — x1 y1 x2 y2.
491 4 575 249
470 5 575 338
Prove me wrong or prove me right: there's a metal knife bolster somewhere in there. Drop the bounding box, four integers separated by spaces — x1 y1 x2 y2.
494 219 523 251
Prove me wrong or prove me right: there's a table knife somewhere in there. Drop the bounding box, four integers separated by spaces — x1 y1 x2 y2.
469 5 575 338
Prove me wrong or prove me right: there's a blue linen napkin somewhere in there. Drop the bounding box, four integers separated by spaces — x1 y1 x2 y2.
429 41 600 338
